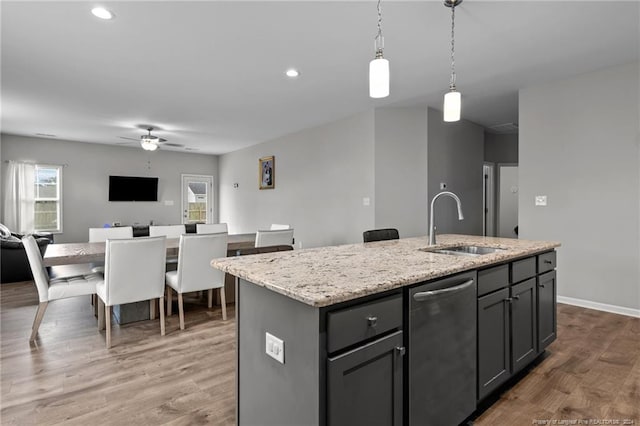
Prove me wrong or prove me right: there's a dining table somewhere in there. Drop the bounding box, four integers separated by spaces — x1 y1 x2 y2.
42 233 257 324
42 233 257 267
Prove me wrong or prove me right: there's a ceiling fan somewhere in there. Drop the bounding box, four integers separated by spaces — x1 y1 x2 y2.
117 127 184 151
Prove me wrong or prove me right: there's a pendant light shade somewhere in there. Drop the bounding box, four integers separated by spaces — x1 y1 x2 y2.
443 90 461 122
369 57 389 98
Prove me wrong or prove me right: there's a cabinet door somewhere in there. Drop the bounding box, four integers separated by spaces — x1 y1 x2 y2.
537 270 557 351
327 331 403 426
511 279 537 373
478 288 510 401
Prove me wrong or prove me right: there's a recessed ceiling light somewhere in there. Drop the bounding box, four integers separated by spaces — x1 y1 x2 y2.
91 7 114 20
285 69 300 78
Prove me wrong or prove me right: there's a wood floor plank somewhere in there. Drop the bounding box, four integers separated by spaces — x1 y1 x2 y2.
2 281 639 425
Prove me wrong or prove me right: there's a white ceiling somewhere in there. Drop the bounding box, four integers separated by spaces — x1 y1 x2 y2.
1 1 638 155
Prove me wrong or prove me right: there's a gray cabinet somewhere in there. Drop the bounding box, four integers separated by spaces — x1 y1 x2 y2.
477 252 556 401
511 278 537 373
326 294 404 426
477 287 510 400
327 330 404 426
537 270 557 351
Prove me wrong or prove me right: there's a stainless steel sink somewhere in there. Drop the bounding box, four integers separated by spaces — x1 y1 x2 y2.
420 245 506 257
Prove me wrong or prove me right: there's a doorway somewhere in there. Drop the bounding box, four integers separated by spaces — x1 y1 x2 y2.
483 163 495 237
181 174 214 225
497 164 518 238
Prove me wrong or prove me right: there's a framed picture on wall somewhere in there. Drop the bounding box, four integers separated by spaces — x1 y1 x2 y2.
259 156 275 190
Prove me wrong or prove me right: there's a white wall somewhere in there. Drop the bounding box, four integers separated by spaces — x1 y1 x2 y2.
374 108 429 237
519 62 640 311
427 108 485 236
218 111 375 249
1 134 218 243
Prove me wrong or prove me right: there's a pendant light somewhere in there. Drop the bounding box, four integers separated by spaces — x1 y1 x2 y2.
443 0 462 122
369 0 389 98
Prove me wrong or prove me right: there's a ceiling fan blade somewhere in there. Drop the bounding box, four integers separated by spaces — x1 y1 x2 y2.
118 136 139 141
163 142 185 148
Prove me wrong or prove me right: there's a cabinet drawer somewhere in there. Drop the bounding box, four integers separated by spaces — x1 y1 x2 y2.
512 257 536 283
327 294 402 353
537 251 557 274
478 264 509 297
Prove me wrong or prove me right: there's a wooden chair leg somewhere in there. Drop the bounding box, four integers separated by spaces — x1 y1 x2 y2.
93 295 98 317
159 296 165 336
208 289 213 308
178 293 185 330
150 299 156 320
30 302 48 341
97 298 105 330
166 286 172 316
105 305 112 349
220 287 227 321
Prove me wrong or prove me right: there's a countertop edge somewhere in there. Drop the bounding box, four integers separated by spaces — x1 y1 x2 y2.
212 235 560 308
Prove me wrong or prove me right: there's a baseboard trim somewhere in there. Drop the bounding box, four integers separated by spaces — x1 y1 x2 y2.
558 296 640 318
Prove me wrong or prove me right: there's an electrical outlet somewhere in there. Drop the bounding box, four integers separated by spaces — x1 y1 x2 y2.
535 195 547 206
362 197 370 206
164 200 174 206
265 332 285 364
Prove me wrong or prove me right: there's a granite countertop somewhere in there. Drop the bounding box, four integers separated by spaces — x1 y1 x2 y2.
211 234 560 308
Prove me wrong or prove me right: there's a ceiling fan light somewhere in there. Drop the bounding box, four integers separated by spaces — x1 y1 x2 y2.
444 90 461 122
91 7 114 20
141 140 158 151
369 57 389 99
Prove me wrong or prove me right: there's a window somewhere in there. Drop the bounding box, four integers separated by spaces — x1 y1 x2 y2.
34 165 62 233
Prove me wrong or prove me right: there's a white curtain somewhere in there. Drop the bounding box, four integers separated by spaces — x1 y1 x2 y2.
3 162 36 234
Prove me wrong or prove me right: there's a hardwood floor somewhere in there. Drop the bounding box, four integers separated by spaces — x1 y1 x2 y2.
1 281 638 425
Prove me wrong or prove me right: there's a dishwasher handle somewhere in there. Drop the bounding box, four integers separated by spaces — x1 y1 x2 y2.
413 279 474 302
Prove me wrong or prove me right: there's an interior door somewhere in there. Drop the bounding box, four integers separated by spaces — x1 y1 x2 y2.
181 174 213 224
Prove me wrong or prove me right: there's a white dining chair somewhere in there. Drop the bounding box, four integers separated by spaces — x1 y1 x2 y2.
89 226 133 242
95 236 167 348
89 226 134 274
149 225 186 238
165 233 228 330
22 235 102 342
270 224 290 230
196 223 228 234
255 229 294 248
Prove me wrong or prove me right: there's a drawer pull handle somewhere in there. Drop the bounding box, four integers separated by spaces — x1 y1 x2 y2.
395 346 406 356
539 284 546 288
505 297 513 303
513 295 520 300
367 316 378 327
544 260 553 264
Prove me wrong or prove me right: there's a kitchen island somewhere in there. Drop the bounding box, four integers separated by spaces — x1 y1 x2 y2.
211 234 560 426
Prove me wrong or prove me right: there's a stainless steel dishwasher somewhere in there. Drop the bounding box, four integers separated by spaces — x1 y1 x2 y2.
408 270 477 426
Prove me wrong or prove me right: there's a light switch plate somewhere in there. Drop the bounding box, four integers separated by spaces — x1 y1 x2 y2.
164 200 174 206
265 332 284 364
535 195 547 206
362 197 370 206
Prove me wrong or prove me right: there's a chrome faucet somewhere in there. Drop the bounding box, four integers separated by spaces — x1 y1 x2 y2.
429 191 464 245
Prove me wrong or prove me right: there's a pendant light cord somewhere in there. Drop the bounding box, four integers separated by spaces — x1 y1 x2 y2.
375 0 384 57
449 4 456 89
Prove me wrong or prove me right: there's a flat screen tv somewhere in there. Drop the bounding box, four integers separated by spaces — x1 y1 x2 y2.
109 176 158 202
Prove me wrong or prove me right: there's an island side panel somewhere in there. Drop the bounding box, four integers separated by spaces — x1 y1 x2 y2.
237 279 321 426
